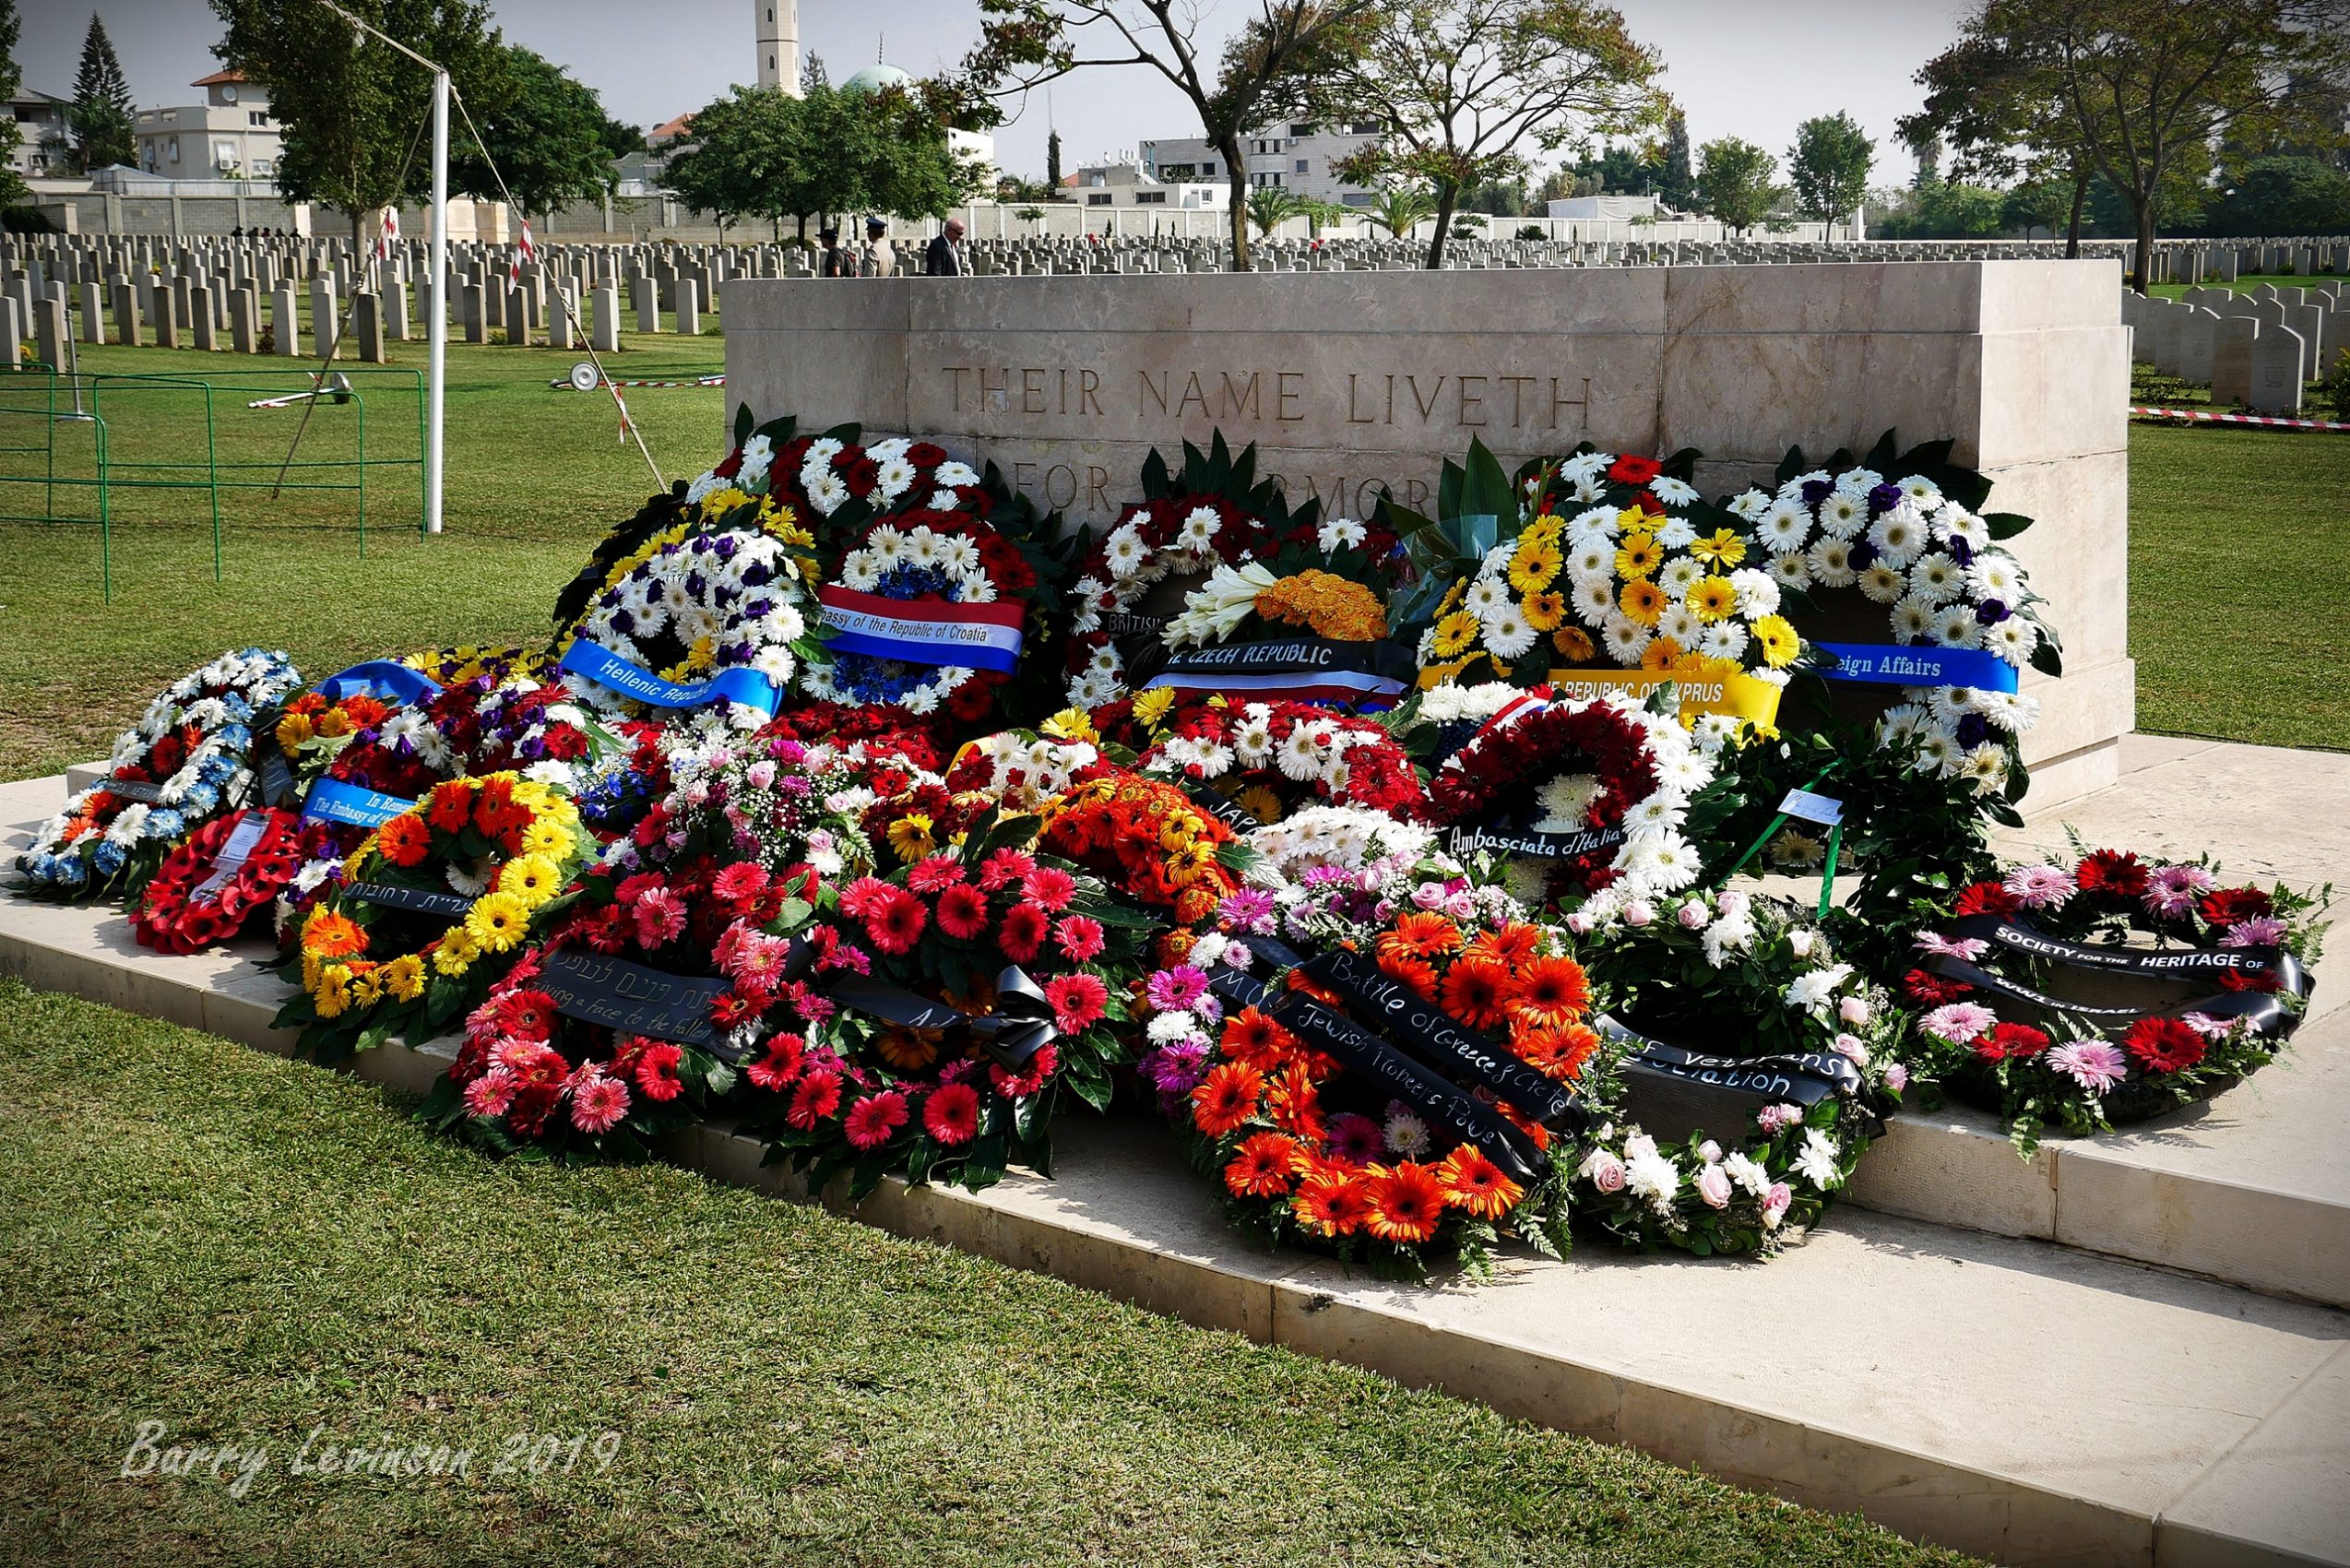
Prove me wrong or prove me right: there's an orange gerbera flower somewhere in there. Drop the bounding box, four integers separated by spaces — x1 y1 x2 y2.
1437 957 1515 1031
341 694 391 729
1263 1063 1325 1144
1512 956 1592 1029
424 782 473 833
1224 1131 1300 1198
1619 578 1668 627
374 813 433 868
302 909 369 959
1221 1007 1298 1075
1463 921 1544 968
1364 1161 1448 1244
1378 910 1466 963
1290 1164 1372 1237
1191 1062 1264 1138
1552 625 1597 662
1376 949 1439 1002
1516 1022 1601 1083
1437 1145 1525 1219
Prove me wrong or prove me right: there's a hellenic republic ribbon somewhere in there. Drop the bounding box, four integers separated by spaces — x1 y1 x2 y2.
817 586 1025 674
557 639 782 716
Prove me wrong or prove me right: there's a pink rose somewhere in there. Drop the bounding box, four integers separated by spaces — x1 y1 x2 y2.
1694 1165 1733 1209
1624 901 1655 928
1762 1182 1793 1227
1838 995 1870 1026
1587 1152 1627 1194
1677 901 1709 929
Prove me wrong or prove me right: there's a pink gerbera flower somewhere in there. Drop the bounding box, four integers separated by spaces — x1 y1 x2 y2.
1145 966 1209 1013
1045 972 1110 1033
2047 1039 2128 1094
1912 933 1989 962
2220 917 2287 949
2144 863 2219 919
712 861 769 908
463 1066 519 1118
906 854 967 894
2002 864 2076 911
843 1090 910 1151
1921 1002 1999 1044
1053 915 1106 963
1326 1111 1383 1165
837 875 896 920
568 1070 631 1134
631 887 686 949
977 848 1035 892
1020 865 1078 913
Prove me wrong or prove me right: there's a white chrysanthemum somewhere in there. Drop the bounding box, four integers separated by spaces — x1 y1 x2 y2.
1983 616 2039 667
1767 550 1812 589
1907 551 1964 605
1807 538 1857 587
1966 551 2024 603
1652 514 1697 551
1728 566 1780 618
1931 605 1981 647
1483 606 1538 659
1624 792 1688 837
1794 1129 1844 1191
1178 505 1221 553
1533 773 1602 831
1868 505 1926 569
1758 498 1812 551
1698 620 1749 660
1317 516 1367 552
1891 592 1937 643
1857 564 1907 604
1816 491 1869 539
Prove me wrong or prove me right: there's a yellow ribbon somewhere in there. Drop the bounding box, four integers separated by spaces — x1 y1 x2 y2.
1545 666 1784 728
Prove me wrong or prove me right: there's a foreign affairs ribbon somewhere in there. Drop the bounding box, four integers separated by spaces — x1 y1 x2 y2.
1813 642 2020 695
826 967 1059 1071
817 587 1025 674
557 639 781 717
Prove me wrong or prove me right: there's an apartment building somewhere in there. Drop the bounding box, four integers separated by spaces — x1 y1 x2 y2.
136 71 283 182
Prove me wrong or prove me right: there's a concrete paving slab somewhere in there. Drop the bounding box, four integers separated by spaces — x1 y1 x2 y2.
2155 1344 2350 1568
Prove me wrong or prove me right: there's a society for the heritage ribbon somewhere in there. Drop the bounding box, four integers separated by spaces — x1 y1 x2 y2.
816 586 1025 674
557 638 782 715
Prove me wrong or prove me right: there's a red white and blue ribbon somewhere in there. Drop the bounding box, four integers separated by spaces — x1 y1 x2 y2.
817 587 1024 674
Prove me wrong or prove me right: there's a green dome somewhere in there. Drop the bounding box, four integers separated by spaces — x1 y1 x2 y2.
842 62 915 94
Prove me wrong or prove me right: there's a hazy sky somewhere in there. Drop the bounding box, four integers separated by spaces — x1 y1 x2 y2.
19 2 1966 186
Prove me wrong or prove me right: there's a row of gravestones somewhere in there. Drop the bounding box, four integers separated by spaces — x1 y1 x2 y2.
2121 281 2346 413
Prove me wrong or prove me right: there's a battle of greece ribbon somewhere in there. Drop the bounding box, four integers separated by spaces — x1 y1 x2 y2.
315 659 444 707
1813 642 2020 695
1301 947 1584 1128
538 950 731 1050
1546 666 1785 728
557 638 781 716
302 777 417 828
1142 636 1417 708
1949 914 2307 996
1266 992 1546 1184
816 586 1025 674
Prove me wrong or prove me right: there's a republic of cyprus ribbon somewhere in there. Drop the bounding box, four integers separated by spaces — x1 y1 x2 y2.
1141 636 1417 709
1813 642 2020 695
557 639 782 716
1547 665 1785 729
816 587 1025 674
825 966 1058 1071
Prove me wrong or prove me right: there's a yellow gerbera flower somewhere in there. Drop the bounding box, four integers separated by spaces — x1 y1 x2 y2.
1691 529 1749 567
1619 579 1668 627
1507 539 1562 594
464 891 531 955
1040 708 1099 743
1430 610 1479 658
314 964 353 1019
1689 576 1739 622
1131 686 1178 730
276 711 315 748
1523 591 1565 633
498 854 564 907
1235 784 1284 824
887 814 936 861
1753 613 1800 669
380 952 427 1003
1614 533 1662 580
520 817 572 859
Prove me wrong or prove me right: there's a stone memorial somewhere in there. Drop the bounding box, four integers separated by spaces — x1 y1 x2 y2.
725 260 2133 803
2248 327 2305 414
271 285 301 357
2212 316 2260 406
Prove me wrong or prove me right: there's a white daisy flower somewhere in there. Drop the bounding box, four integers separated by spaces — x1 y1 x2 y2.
1931 605 1982 647
1600 614 1652 661
1102 524 1148 578
1464 578 1509 618
1834 467 1884 495
1651 476 1699 505
809 472 850 514
1767 550 1812 589
1937 505 1989 550
1658 556 1705 600
1567 540 1615 582
1317 516 1367 552
1231 715 1276 766
1899 474 1943 510
1653 515 1697 550
1817 492 1869 539
1178 505 1221 552
1807 538 1857 587
1724 488 1772 521
1857 564 1907 603
1906 551 1964 605
874 456 919 500
1698 620 1749 660
934 460 981 489
1656 602 1704 648
1965 551 2024 603
1776 469 1831 500
1484 607 1537 659
1891 591 1938 642
1758 498 1813 551
1963 742 2011 794
1868 505 1926 569
1878 704 1928 745
1984 616 2039 667
1570 505 1620 540
1728 567 1780 618
1572 577 1617 620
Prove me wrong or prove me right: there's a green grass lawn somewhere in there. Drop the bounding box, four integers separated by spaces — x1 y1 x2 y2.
2148 271 2344 301
0 980 1972 1568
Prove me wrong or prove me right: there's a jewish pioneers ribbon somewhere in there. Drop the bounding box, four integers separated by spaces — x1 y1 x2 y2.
816 587 1025 674
557 639 781 716
1813 642 2020 695
302 778 417 828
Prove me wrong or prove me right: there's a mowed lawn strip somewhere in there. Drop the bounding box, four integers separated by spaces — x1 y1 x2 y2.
0 981 1976 1568
2128 424 2350 751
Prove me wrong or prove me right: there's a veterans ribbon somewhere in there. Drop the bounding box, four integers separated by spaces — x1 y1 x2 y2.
538 950 731 1050
1813 641 2020 695
1301 947 1584 1129
817 586 1025 674
826 966 1058 1072
302 778 417 828
1142 636 1417 709
315 659 443 707
1949 914 2308 997
556 639 781 716
1547 666 1784 729
1596 1016 1861 1105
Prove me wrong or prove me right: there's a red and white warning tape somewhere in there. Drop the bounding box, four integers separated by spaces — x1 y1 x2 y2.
550 374 726 390
2130 405 2350 434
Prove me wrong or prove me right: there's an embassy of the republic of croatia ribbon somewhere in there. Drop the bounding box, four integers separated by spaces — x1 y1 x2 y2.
557 639 782 716
816 587 1025 673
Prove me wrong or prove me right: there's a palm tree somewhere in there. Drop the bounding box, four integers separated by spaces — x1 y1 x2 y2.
1361 184 1435 242
1245 184 1304 239
1300 197 1348 238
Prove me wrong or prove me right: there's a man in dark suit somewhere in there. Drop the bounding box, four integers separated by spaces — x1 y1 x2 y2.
923 219 968 277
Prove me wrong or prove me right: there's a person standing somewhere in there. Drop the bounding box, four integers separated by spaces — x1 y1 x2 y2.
817 227 852 278
858 217 896 278
923 218 967 277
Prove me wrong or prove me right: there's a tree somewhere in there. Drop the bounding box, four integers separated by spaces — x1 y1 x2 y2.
1655 107 1693 208
1910 0 2350 292
448 46 635 217
0 0 23 206
2205 153 2350 232
1046 127 1062 190
57 15 136 175
1245 183 1302 236
2000 173 2075 236
664 80 978 242
1285 0 1667 267
1695 136 1779 232
957 0 1381 270
1360 181 1435 239
211 0 512 250
1788 111 1874 224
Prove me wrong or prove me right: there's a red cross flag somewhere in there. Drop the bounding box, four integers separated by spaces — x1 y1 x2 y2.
509 219 536 284
373 206 399 260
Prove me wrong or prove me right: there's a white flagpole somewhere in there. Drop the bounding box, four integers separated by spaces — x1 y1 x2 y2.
427 66 447 535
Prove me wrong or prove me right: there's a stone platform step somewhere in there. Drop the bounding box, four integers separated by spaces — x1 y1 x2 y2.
6 768 2349 1568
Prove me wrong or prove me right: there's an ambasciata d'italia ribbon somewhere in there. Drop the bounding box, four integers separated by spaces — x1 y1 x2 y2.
302 778 417 828
1813 642 2020 695
816 587 1025 674
557 639 782 716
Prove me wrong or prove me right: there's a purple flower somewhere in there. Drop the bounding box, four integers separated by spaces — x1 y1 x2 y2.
2144 863 2218 920
2178 1011 2241 1040
1956 713 1991 747
1142 1039 1210 1098
1801 479 1834 506
1975 598 2010 624
1326 1112 1384 1165
2003 864 2076 910
1848 540 1880 570
1921 1002 1999 1043
1948 537 1976 566
1868 482 1905 516
1884 1062 1910 1093
1145 966 1209 1013
1216 888 1277 934
2047 1039 2127 1095
2221 917 2286 948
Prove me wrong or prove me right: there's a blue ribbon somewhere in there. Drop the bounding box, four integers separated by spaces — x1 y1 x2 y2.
556 639 781 716
303 778 418 828
822 626 1020 675
315 660 443 707
1814 641 2020 695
